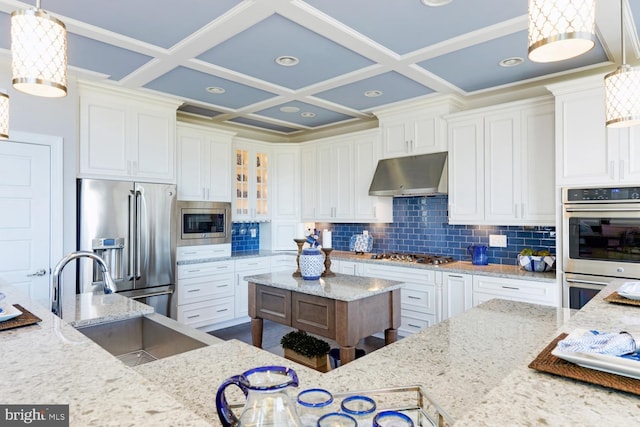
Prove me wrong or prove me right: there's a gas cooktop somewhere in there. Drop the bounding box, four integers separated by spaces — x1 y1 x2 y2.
370 252 455 265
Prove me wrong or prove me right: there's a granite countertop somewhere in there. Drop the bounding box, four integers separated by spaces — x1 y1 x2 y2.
330 250 557 282
244 271 403 301
2 279 638 426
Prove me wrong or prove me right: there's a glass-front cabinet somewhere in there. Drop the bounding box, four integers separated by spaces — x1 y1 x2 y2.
233 139 270 222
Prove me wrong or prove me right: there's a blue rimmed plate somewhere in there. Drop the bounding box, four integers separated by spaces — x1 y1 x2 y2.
0 304 22 322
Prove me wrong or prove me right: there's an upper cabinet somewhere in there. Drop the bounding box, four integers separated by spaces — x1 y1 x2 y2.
78 82 181 183
176 122 234 202
447 97 555 226
375 97 463 159
300 129 392 223
233 138 271 222
549 76 640 186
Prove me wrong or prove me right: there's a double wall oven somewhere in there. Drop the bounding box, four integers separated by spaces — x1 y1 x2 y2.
562 186 640 308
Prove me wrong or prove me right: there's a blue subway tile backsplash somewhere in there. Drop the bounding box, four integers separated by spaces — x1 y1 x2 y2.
321 195 556 266
231 222 260 254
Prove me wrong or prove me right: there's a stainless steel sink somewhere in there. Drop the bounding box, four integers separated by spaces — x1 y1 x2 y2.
75 313 222 366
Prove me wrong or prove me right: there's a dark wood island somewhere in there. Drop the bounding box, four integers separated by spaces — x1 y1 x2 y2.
245 271 403 365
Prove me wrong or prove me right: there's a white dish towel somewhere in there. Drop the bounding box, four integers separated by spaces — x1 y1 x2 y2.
557 330 639 356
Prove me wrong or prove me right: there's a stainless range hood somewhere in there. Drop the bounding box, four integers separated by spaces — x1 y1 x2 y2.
368 152 448 197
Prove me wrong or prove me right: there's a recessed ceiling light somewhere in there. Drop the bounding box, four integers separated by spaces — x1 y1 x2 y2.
364 90 383 98
280 106 300 113
301 112 316 118
206 86 225 94
421 0 453 6
499 57 524 67
275 56 299 67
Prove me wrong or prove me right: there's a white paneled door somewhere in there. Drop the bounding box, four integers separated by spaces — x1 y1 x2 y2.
0 141 51 303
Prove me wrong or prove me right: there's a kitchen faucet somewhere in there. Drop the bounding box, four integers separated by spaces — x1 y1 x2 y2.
51 251 117 320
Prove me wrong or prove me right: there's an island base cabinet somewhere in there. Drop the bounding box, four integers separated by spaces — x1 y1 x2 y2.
292 292 336 338
251 284 291 325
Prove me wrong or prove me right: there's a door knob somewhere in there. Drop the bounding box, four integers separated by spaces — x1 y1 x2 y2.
27 269 47 277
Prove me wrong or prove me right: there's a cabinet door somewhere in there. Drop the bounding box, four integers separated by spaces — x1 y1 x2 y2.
271 147 300 220
484 111 519 223
177 129 208 200
520 104 555 224
381 118 411 158
353 132 392 222
233 142 270 221
332 141 355 220
133 108 175 182
208 137 232 202
555 88 616 185
620 126 640 182
315 143 334 219
79 99 129 178
442 273 472 321
300 145 317 221
447 118 484 223
410 114 441 155
235 257 270 319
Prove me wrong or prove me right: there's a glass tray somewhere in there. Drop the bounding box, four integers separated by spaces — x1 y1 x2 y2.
230 384 454 427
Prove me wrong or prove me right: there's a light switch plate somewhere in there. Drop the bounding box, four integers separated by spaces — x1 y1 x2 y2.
489 234 507 247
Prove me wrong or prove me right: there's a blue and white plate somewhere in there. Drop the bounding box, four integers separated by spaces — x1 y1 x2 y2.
0 304 22 322
618 282 640 300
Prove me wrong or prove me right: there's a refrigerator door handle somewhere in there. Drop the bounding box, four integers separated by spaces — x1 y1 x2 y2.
128 191 135 280
135 189 142 280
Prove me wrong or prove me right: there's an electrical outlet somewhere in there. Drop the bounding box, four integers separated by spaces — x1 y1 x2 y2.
489 234 507 247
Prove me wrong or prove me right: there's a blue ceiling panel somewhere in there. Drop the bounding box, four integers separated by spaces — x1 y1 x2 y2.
68 34 152 81
0 12 8 50
229 117 299 134
304 0 526 55
315 71 435 110
144 66 276 109
256 101 354 127
39 0 243 49
419 30 609 93
178 104 224 118
197 14 374 90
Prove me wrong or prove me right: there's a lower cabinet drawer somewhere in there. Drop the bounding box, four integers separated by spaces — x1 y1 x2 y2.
398 310 435 336
401 285 436 314
177 297 234 328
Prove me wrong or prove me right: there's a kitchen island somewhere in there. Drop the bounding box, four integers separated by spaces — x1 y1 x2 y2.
245 271 402 364
1 280 638 426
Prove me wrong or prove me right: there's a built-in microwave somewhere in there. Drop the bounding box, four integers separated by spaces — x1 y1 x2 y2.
175 201 231 246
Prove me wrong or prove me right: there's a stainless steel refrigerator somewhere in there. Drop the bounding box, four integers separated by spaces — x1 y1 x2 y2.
77 178 176 316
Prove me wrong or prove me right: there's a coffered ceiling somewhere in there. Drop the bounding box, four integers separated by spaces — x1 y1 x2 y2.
0 0 638 138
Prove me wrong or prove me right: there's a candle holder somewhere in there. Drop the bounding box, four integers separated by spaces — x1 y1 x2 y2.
293 238 307 277
321 248 335 277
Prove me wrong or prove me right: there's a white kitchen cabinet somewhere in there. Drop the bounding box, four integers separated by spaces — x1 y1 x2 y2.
360 263 438 336
270 254 297 272
300 129 391 223
78 82 180 183
233 138 271 222
472 275 559 307
334 260 362 276
176 259 235 329
235 257 271 320
549 76 640 186
353 131 393 222
376 97 462 159
268 145 302 250
316 138 354 220
447 97 555 225
176 123 233 202
441 272 473 321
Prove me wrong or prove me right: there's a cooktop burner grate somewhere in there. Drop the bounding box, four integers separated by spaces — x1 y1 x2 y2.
370 252 455 265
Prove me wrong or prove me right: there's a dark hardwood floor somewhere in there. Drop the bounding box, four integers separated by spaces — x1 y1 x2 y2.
209 319 387 363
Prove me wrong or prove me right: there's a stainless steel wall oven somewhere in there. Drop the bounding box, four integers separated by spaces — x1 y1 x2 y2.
562 186 640 308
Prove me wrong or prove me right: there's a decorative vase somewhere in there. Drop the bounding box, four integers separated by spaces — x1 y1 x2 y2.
299 248 324 280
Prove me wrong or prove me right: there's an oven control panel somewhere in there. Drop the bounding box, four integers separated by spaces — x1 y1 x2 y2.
565 187 640 202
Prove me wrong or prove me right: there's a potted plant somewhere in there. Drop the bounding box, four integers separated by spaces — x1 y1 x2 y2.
281 330 331 372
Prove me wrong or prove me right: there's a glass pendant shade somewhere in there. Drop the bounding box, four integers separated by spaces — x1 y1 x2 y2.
11 8 67 98
528 0 596 63
0 92 8 140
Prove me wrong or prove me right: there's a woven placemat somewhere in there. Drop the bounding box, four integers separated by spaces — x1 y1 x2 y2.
604 292 640 307
528 333 640 395
0 304 42 331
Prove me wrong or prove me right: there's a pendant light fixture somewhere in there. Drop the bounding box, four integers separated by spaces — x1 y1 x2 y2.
11 0 67 98
0 91 9 140
604 0 640 128
528 0 596 63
